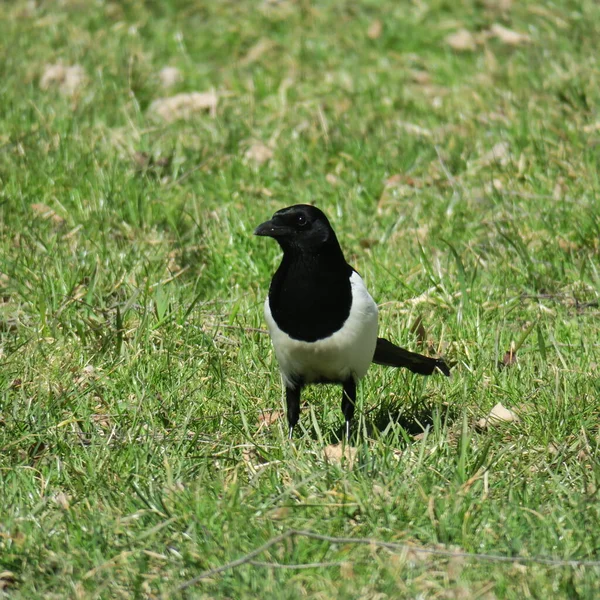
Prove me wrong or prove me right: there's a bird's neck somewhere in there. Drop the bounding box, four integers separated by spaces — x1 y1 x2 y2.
277 237 347 271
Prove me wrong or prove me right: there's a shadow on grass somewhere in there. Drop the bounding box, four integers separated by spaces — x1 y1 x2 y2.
324 395 459 446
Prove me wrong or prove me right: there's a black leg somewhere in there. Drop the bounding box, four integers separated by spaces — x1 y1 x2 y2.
285 385 301 439
341 378 356 440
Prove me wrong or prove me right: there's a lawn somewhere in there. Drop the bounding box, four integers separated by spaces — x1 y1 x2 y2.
1 0 600 597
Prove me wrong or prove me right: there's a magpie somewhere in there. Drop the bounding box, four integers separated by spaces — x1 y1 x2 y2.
255 204 450 439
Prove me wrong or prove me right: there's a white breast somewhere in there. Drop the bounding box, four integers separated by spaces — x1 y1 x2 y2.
265 271 379 387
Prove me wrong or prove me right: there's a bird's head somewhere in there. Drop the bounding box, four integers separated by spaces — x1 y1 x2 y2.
254 204 338 252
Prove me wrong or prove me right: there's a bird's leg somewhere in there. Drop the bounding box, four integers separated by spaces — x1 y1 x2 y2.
341 378 356 441
285 384 301 439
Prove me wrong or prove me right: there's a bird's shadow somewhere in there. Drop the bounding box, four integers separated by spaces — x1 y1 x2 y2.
325 395 458 446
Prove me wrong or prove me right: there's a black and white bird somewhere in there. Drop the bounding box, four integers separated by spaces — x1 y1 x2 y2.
255 204 450 439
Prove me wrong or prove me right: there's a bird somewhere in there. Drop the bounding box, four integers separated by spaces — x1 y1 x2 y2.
255 204 450 439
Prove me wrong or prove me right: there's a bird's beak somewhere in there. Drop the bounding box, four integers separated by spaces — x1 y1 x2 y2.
254 219 288 238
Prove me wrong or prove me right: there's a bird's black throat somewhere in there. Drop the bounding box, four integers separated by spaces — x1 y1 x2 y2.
268 244 353 343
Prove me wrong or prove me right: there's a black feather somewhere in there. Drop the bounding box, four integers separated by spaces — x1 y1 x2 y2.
373 337 451 376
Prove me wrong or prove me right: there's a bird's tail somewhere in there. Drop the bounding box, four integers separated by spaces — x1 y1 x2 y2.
373 337 451 376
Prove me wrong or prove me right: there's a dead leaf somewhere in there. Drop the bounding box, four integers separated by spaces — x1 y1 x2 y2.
133 151 151 169
489 23 530 45
517 152 527 177
340 562 354 579
268 506 290 520
91 413 112 431
5 530 25 548
333 98 352 115
238 183 273 197
385 174 404 187
241 448 268 475
527 5 569 28
0 571 17 591
358 238 378 249
367 19 382 40
583 122 600 134
499 339 518 369
447 554 465 580
31 203 53 217
378 173 420 211
478 141 511 167
410 315 427 345
445 29 476 52
326 173 340 186
240 38 275 65
484 0 513 11
132 151 171 173
410 70 432 85
40 64 87 96
158 66 182 89
557 238 577 252
489 402 519 423
404 545 434 565
27 440 46 462
148 91 218 122
257 410 283 429
397 121 433 138
482 178 504 193
54 492 71 510
105 3 124 19
323 443 357 466
31 203 66 227
372 483 391 500
501 348 518 367
82 364 97 377
0 318 18 334
245 141 273 165
477 402 519 429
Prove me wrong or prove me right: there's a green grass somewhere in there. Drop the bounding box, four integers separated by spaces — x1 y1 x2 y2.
1 0 600 597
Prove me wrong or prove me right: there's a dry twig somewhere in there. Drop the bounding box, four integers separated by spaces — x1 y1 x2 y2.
171 529 600 594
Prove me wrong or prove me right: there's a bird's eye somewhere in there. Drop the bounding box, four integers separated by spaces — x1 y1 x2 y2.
296 214 307 227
